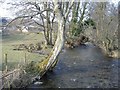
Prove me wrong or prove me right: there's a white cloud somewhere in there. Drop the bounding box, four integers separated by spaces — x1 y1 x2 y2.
0 0 15 18
0 0 119 18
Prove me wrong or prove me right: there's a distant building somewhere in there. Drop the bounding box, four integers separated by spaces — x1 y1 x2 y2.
21 28 28 33
0 17 8 25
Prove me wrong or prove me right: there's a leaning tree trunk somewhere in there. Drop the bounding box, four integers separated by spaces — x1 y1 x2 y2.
46 19 65 70
38 5 65 77
37 0 74 78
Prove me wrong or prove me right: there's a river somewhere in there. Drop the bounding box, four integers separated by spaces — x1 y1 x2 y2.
27 44 119 88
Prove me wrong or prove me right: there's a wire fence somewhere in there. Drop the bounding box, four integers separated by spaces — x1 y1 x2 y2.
1 46 47 89
0 53 29 89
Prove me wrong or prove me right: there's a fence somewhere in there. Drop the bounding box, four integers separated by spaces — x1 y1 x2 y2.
0 69 21 89
1 48 45 89
3 53 27 72
0 53 28 89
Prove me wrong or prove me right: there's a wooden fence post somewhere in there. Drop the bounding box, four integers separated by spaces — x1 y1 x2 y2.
24 53 27 64
17 64 20 78
4 53 8 72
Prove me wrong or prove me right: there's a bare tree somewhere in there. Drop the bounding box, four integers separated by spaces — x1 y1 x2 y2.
6 1 55 45
84 2 118 57
37 0 74 77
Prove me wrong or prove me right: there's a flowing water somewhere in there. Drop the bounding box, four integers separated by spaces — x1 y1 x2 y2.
27 44 119 88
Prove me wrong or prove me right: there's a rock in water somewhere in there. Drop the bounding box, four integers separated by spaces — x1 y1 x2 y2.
32 76 41 82
84 42 94 47
70 78 76 82
34 81 43 85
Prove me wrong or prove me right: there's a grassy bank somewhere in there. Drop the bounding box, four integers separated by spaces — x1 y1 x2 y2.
1 32 49 71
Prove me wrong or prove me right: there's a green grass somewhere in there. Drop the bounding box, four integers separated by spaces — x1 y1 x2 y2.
2 33 44 44
1 32 47 71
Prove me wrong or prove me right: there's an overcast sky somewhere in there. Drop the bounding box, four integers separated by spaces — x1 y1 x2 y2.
0 0 119 18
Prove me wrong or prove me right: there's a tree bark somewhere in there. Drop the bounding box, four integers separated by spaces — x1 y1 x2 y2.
39 13 65 77
46 16 65 70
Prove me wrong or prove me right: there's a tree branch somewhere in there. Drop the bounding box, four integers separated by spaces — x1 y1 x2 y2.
4 13 39 29
33 20 45 28
4 8 53 29
65 0 74 19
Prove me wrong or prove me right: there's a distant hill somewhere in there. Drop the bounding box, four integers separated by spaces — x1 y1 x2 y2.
0 17 12 25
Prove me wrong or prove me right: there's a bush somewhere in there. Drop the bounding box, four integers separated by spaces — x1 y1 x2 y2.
27 44 35 52
35 43 42 50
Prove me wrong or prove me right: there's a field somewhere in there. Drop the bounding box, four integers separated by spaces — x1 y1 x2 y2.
1 32 50 71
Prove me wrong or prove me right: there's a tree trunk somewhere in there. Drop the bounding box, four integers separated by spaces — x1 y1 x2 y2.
43 2 53 46
38 7 65 77
49 28 53 45
38 1 74 78
46 17 65 70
